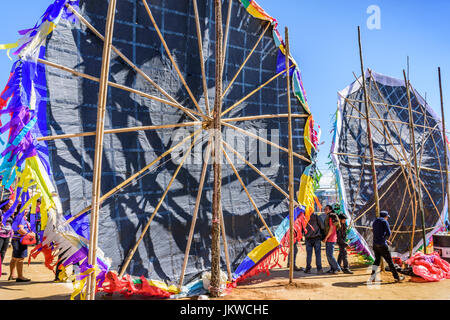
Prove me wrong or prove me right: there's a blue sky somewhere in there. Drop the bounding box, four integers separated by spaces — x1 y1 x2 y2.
0 0 449 178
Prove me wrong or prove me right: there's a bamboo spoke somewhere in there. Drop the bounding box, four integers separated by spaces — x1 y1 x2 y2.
178 136 212 288
65 3 193 120
118 134 199 278
333 152 444 173
223 113 308 123
38 121 203 142
192 0 211 116
222 0 233 74
222 139 299 206
222 22 271 98
221 64 294 117
222 121 311 163
63 129 202 226
38 58 203 121
142 0 206 118
350 73 418 221
351 169 404 225
419 177 446 226
222 146 274 238
219 201 232 282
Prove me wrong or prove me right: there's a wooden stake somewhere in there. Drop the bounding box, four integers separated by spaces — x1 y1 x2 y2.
86 0 117 301
118 135 199 278
284 27 295 284
210 0 223 298
403 70 428 254
438 67 450 227
358 26 380 218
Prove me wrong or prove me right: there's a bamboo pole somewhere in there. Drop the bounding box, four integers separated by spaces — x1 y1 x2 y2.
37 121 202 142
367 71 420 245
178 137 212 289
222 22 271 97
352 72 419 240
285 27 295 284
221 64 294 117
63 129 202 226
37 58 203 121
438 67 450 227
350 73 419 248
142 0 206 118
222 147 274 238
118 135 199 278
209 0 223 298
86 0 116 301
192 0 211 116
358 26 380 218
221 121 310 163
64 3 196 121
403 70 427 254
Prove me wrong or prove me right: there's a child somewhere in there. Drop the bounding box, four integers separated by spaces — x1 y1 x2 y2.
337 214 353 274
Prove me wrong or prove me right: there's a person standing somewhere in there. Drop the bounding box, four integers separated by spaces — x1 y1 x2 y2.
368 210 404 283
0 199 14 276
337 214 353 274
9 205 32 282
323 205 341 274
303 211 325 274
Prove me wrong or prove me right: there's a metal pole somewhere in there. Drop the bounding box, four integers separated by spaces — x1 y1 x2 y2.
438 67 450 228
86 0 117 300
403 70 428 254
210 0 223 298
357 26 380 218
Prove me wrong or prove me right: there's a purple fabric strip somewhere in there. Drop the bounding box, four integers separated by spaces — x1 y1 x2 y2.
62 246 88 267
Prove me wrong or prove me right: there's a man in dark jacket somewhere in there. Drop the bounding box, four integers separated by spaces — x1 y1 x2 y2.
303 211 325 274
337 214 353 274
368 210 405 283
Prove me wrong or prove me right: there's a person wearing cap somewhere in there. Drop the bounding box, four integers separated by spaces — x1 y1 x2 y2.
337 213 353 274
368 210 404 283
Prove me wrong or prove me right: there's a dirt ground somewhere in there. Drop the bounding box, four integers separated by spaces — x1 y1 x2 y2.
0 244 449 300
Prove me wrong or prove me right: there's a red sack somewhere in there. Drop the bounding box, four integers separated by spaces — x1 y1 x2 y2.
21 232 37 245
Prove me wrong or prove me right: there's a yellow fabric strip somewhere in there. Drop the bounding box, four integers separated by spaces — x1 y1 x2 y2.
248 236 280 263
0 42 18 50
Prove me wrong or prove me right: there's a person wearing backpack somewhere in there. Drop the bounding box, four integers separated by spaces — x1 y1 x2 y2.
337 214 353 274
303 211 325 274
323 205 341 274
